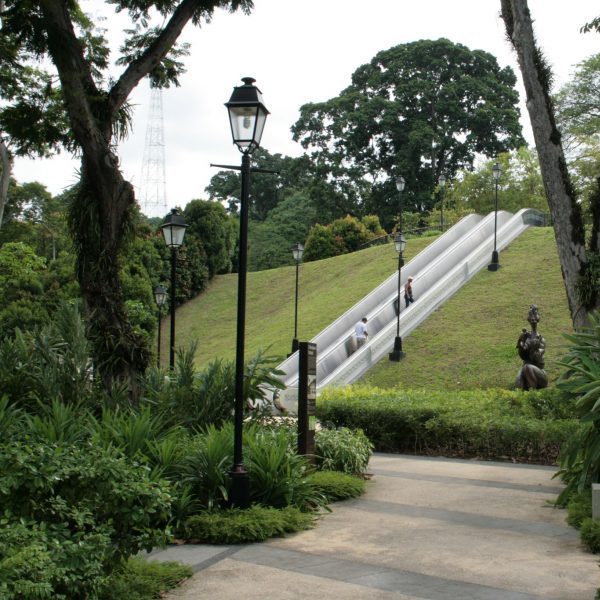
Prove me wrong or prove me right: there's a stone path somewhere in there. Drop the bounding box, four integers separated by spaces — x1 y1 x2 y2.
152 454 599 599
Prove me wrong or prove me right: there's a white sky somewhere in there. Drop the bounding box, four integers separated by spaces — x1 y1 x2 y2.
11 0 600 217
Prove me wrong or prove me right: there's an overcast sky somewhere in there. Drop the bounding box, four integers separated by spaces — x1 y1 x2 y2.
11 0 600 217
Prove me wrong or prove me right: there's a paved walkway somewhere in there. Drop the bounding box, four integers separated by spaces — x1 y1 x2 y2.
152 454 599 599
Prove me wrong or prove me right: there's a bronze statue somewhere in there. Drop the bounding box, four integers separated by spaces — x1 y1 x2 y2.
515 304 548 390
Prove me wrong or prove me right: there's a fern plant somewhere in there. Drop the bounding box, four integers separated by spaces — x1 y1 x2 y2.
556 312 600 498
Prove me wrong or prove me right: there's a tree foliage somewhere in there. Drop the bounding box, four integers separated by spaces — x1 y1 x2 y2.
0 0 254 388
292 39 524 226
444 148 547 216
303 215 384 262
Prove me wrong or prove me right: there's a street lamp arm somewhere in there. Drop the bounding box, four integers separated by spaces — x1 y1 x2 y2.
210 163 280 175
210 162 242 171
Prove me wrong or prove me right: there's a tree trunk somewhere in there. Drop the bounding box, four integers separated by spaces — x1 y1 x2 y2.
501 0 590 327
40 0 150 390
0 137 12 229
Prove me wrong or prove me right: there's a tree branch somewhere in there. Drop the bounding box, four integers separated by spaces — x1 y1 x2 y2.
39 1 107 161
108 0 213 117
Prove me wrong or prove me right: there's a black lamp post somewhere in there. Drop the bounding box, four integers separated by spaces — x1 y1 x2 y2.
154 284 168 368
488 162 502 272
389 231 407 361
438 173 446 232
224 77 270 508
160 208 188 370
291 242 304 354
389 175 407 362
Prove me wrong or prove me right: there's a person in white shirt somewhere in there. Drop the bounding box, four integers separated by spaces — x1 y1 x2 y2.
355 317 368 348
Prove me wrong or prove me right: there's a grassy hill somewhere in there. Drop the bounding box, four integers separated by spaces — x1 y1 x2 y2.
164 226 573 390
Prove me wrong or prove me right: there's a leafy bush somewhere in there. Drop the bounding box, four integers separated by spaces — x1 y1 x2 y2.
183 505 316 544
91 404 174 459
99 558 192 600
317 386 581 464
580 518 600 554
308 470 366 501
142 345 283 431
245 425 326 510
304 215 385 261
566 491 592 528
361 214 386 238
556 313 600 496
0 520 68 600
0 439 172 598
180 424 233 510
329 215 371 253
303 223 340 262
315 426 373 474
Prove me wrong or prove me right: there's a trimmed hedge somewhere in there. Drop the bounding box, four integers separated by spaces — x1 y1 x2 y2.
316 386 581 464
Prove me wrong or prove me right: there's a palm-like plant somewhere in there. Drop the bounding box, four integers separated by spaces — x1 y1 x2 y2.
556 312 600 499
180 424 234 510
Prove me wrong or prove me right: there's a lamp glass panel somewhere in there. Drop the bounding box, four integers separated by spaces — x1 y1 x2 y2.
394 233 406 253
292 243 304 262
162 224 186 248
395 177 405 192
228 106 258 149
253 107 268 147
154 286 167 306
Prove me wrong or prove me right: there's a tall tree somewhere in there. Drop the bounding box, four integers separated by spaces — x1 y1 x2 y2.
500 0 592 328
1 0 252 389
292 39 524 228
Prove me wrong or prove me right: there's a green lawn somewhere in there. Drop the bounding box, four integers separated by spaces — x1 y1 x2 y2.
165 226 573 390
361 227 572 390
167 235 435 368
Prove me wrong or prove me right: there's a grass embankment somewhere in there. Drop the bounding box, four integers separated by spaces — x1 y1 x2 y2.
362 227 572 390
168 227 573 389
169 236 434 368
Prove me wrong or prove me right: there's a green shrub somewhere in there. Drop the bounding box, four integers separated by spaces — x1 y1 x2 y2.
580 518 600 554
315 426 373 474
180 424 233 510
0 439 172 598
329 215 371 253
245 425 326 510
0 303 97 412
361 215 386 238
142 345 283 431
308 470 366 501
183 505 317 544
100 557 192 600
557 312 600 496
567 491 592 529
0 520 68 600
303 223 340 262
91 404 174 459
317 386 581 464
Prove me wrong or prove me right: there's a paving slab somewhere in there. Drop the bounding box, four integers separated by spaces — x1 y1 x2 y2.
154 454 599 599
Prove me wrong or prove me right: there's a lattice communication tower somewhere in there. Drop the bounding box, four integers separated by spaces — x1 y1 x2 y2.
139 86 168 216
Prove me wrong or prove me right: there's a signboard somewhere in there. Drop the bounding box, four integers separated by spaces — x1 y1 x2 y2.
298 341 317 460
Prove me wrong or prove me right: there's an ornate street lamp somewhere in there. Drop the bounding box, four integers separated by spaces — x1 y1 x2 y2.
438 173 446 232
154 284 168 368
223 77 270 508
291 242 304 354
389 231 407 362
488 162 502 271
160 208 187 369
390 175 407 362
